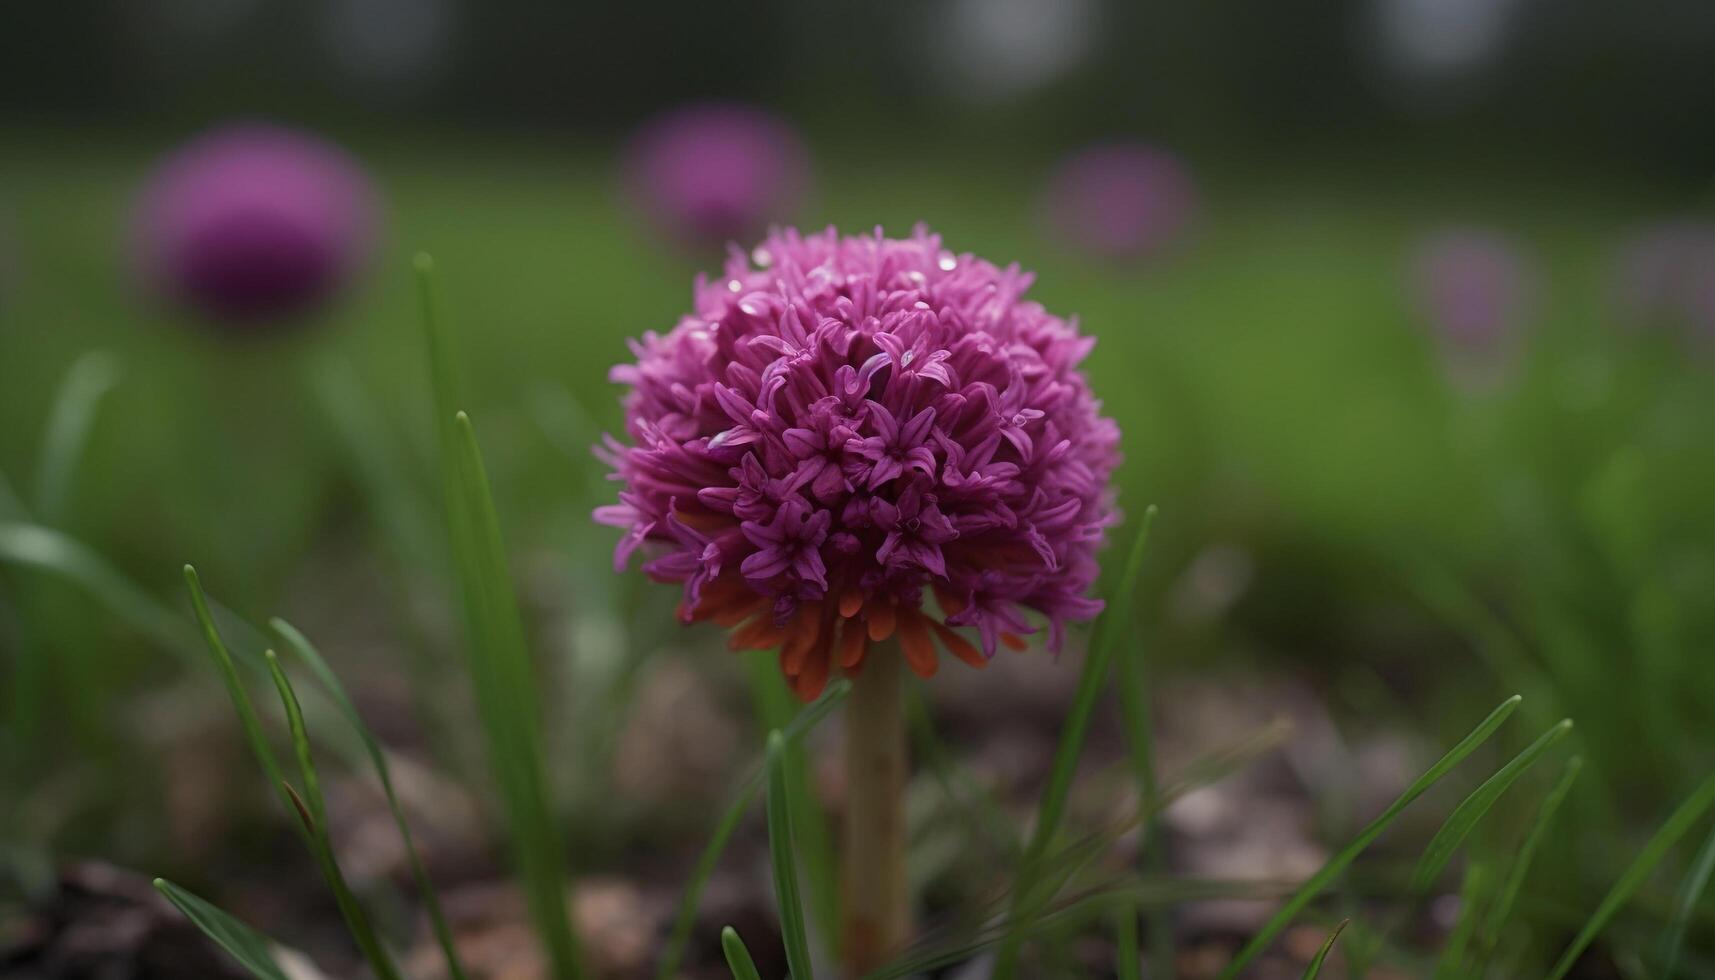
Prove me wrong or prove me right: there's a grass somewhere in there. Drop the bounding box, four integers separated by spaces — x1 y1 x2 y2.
1411 717 1574 892
658 679 851 980
766 730 816 979
184 566 403 978
417 254 583 977
1478 755 1581 965
992 510 1159 978
1302 919 1349 980
1545 770 1715 980
271 617 471 980
152 878 290 980
1217 694 1523 979
720 926 765 980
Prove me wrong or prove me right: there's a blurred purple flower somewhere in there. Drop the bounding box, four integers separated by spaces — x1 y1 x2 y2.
1042 143 1197 261
132 123 379 326
624 103 810 250
1407 228 1537 356
596 225 1120 699
1612 220 1715 340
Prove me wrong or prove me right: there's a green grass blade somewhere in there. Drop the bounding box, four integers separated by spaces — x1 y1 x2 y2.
663 784 758 979
1657 811 1715 980
993 508 1157 979
766 730 815 979
907 688 1018 861
1028 508 1157 866
263 650 403 980
1302 919 1349 979
1435 861 1488 980
744 650 840 955
1546 769 1715 980
867 877 1297 980
270 618 470 980
1481 756 1582 958
1114 908 1140 980
1113 508 1167 976
35 350 121 524
0 523 193 653
1216 694 1523 980
670 712 846 977
416 254 582 979
1413 719 1574 892
183 566 299 833
452 409 582 975
657 680 850 980
152 878 290 980
1006 717 1294 932
722 926 765 980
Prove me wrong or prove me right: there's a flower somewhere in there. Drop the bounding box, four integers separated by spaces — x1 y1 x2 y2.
1407 228 1537 357
1042 143 1197 261
598 226 1120 700
623 103 810 250
1612 220 1715 341
131 122 378 326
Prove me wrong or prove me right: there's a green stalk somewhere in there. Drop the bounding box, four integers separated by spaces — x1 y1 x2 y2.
416 254 583 978
745 649 840 955
1216 694 1523 980
1546 769 1715 980
768 730 816 978
993 509 1156 979
263 652 403 980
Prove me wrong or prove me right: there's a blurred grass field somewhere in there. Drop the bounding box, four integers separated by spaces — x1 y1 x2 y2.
8 132 1705 585
6 130 1715 975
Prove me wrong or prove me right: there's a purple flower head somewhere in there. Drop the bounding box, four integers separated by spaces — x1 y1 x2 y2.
1408 228 1537 357
1043 143 1198 261
624 103 810 250
1612 220 1715 342
598 226 1120 699
132 123 379 329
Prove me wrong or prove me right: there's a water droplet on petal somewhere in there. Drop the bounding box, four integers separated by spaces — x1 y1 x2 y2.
938 253 958 271
752 246 773 267
727 279 743 292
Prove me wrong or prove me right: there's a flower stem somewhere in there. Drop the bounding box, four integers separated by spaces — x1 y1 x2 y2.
842 641 909 975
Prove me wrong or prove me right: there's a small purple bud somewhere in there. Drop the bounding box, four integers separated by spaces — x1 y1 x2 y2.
131 122 379 330
623 103 810 250
1611 220 1715 341
1042 143 1197 261
1408 228 1537 357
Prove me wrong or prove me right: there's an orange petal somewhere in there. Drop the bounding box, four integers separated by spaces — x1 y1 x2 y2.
931 620 988 669
781 612 818 676
932 583 968 617
712 598 764 628
792 639 832 701
897 609 938 679
690 576 756 622
866 602 897 642
1001 632 1028 652
838 588 864 619
839 617 868 669
728 613 786 651
673 509 734 532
